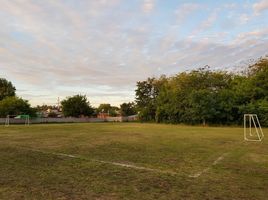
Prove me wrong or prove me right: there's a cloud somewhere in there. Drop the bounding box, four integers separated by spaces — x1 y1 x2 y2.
235 28 268 42
175 3 200 23
223 3 237 9
142 0 155 13
199 11 218 30
253 0 268 14
0 1 268 106
239 14 250 24
190 9 218 36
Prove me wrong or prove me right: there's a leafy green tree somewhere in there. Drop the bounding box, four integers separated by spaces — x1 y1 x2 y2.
0 96 35 117
97 104 119 116
35 105 58 112
120 102 136 116
109 106 120 117
215 89 238 124
248 57 268 75
135 76 167 121
250 57 268 100
155 68 235 124
0 78 16 101
188 90 217 125
61 95 94 117
136 57 268 126
97 104 112 113
155 78 180 123
256 99 268 126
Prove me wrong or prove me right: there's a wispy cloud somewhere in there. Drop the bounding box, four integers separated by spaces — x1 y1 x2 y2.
253 0 268 14
239 14 250 24
175 3 201 23
142 0 155 13
0 0 267 106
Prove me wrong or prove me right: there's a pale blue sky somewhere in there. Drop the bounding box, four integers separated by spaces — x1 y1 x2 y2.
0 0 268 106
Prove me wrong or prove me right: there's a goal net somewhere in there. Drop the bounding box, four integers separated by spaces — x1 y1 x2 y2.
244 114 264 141
5 115 30 127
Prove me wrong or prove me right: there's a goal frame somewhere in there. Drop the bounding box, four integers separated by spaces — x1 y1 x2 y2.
5 115 30 127
244 114 264 141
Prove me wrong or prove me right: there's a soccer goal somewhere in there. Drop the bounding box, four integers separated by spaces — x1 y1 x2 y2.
5 115 30 127
244 114 264 141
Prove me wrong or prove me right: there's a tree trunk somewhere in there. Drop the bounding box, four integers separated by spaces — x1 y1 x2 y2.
203 118 206 127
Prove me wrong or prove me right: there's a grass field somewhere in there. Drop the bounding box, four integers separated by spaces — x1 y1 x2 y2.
0 123 268 200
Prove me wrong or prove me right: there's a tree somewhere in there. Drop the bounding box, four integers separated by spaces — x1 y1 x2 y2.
47 112 58 118
120 102 136 116
97 104 112 113
61 95 94 117
188 90 217 125
0 78 16 101
0 96 35 117
135 76 167 121
154 69 235 124
249 57 268 100
137 56 268 125
109 106 120 117
97 104 119 116
35 104 59 112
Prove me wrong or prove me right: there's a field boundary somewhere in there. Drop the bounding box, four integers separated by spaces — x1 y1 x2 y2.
14 146 228 178
0 116 138 124
188 153 228 178
17 147 179 176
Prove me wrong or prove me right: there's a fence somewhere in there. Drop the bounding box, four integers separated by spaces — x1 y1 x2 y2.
0 115 138 124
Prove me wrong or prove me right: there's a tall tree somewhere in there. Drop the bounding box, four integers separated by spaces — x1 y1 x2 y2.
188 89 217 125
120 102 136 116
97 104 112 113
250 57 268 100
0 96 35 117
135 76 167 121
97 104 119 116
61 95 94 117
0 78 16 101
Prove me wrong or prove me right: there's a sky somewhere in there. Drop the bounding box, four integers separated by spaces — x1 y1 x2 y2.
0 0 268 107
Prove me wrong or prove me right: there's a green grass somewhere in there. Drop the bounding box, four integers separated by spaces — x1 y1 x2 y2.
0 123 268 200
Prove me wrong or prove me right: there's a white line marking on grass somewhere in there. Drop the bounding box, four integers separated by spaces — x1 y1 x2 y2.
188 168 210 178
189 153 228 178
212 153 227 165
18 147 178 176
20 148 77 159
90 159 178 175
55 153 77 158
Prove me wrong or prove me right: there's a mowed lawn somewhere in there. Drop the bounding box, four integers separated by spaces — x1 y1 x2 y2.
0 123 268 200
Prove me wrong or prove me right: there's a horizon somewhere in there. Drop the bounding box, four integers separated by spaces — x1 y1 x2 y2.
1 0 268 107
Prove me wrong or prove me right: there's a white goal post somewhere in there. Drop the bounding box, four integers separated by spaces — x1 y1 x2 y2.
244 114 264 141
5 115 30 127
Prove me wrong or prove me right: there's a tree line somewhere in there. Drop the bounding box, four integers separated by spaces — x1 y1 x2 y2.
0 79 136 118
60 96 135 117
1 56 267 125
135 57 268 126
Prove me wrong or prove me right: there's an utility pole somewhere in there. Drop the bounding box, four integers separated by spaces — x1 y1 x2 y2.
57 97 60 110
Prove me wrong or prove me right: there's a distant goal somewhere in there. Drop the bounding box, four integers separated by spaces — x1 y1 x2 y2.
5 115 30 127
244 114 264 141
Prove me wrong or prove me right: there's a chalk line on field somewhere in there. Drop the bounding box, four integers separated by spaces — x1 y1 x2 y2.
90 159 178 175
17 146 228 178
188 153 228 178
18 146 178 176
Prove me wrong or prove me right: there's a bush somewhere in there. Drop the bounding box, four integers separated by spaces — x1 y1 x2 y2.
61 95 94 117
0 78 16 101
0 96 35 117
